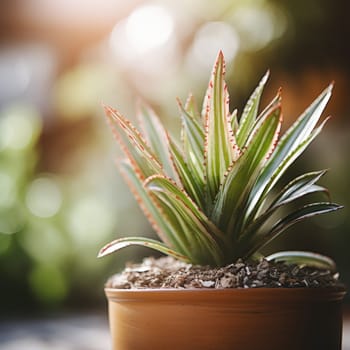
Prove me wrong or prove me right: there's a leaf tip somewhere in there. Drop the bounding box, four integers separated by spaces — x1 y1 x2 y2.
214 50 226 73
103 104 112 114
176 97 183 109
218 49 224 59
261 69 270 84
97 247 107 258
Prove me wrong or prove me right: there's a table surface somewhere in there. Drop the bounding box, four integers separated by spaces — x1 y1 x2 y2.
0 313 349 349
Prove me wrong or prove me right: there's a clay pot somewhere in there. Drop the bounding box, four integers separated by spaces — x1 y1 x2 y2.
105 287 345 350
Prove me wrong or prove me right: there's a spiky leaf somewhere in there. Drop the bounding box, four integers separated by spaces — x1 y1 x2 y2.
137 103 180 182
145 175 228 265
211 104 282 235
246 86 333 220
236 71 269 148
98 236 189 262
119 161 189 254
266 251 336 272
100 52 341 267
204 51 239 202
178 99 205 189
237 171 330 251
170 139 205 210
104 105 162 178
247 202 342 257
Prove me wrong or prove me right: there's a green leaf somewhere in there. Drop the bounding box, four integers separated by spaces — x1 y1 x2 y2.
246 86 332 219
271 202 342 237
101 52 339 266
243 119 330 235
212 106 281 233
104 105 162 178
137 103 180 182
184 93 201 120
145 174 227 265
178 99 205 186
236 71 269 148
248 202 343 256
211 104 282 235
119 161 192 256
98 236 189 262
203 51 240 202
269 170 328 208
246 112 331 227
255 89 282 125
230 109 239 134
237 171 330 249
169 139 206 210
265 251 337 272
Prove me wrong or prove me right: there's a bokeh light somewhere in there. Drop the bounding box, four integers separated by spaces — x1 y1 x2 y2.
28 264 68 304
109 4 177 78
26 177 63 218
0 234 12 254
0 104 41 151
110 4 174 57
54 63 111 121
0 53 30 100
188 21 240 71
65 195 115 246
0 171 16 208
124 5 174 54
20 224 67 263
232 5 286 51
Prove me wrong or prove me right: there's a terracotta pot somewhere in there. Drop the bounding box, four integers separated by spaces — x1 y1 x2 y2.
105 287 345 350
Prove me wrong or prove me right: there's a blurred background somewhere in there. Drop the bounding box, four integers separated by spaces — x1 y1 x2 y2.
0 0 349 315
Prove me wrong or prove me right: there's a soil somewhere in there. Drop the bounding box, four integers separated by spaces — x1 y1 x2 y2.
106 256 341 289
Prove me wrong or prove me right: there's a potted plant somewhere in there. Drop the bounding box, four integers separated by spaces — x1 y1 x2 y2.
99 51 345 350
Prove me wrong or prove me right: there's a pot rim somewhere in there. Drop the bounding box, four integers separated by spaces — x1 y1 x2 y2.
105 285 346 303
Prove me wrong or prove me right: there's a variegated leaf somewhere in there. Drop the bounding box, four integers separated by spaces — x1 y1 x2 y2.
169 139 206 210
104 105 162 178
203 51 240 203
211 104 282 236
236 71 269 148
184 93 201 120
102 51 340 267
245 84 332 219
247 202 342 257
266 251 337 272
178 98 205 188
98 236 189 262
137 103 180 183
269 170 328 208
238 171 330 247
246 116 331 224
144 174 228 265
262 85 332 186
230 109 239 135
119 161 191 255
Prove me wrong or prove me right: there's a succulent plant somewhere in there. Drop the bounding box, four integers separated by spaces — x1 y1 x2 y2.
98 51 341 268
